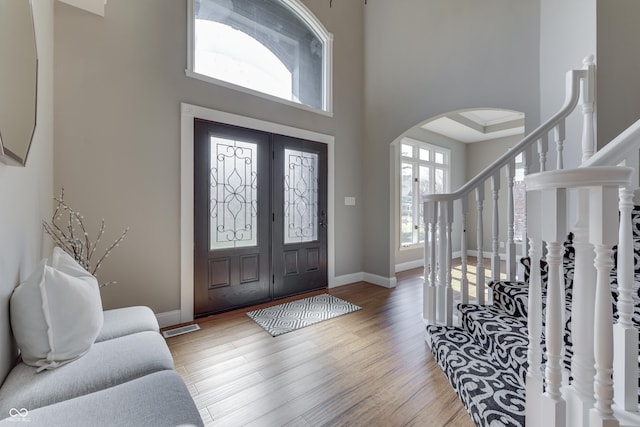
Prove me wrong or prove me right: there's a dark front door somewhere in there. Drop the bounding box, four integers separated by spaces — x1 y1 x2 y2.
194 119 328 317
272 135 328 298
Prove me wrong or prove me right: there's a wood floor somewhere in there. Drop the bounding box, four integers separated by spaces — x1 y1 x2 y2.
166 268 475 427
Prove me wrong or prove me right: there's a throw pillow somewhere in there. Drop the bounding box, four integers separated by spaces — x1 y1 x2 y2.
10 247 104 371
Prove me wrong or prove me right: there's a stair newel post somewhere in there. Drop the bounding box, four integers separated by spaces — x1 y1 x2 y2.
538 135 549 172
491 172 501 282
506 158 517 280
555 121 566 170
475 186 486 305
581 55 596 164
460 196 469 305
588 185 620 427
541 188 567 426
424 200 438 324
613 185 638 411
525 189 544 427
444 200 454 326
567 188 597 427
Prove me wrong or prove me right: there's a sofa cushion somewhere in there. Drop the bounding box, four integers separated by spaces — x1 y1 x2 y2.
10 248 103 371
96 306 159 342
0 331 173 417
0 371 203 427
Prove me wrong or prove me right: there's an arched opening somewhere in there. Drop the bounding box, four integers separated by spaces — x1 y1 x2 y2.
389 108 526 276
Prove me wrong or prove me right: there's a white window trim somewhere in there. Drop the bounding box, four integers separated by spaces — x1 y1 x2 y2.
398 137 451 250
186 0 334 116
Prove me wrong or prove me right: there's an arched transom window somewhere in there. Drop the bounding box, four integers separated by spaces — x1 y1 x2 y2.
188 0 333 112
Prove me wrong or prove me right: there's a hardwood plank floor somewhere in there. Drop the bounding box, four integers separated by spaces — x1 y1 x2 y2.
166 268 475 427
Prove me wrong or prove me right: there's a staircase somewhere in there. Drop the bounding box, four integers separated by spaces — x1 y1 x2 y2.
427 225 640 426
423 56 640 427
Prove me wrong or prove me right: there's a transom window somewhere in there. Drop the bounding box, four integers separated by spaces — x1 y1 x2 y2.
188 0 333 112
400 138 450 248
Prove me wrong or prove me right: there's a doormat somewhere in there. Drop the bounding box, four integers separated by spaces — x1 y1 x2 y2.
246 294 362 337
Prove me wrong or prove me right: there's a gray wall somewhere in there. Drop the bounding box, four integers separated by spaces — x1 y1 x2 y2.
465 134 523 253
364 0 540 278
0 0 54 384
540 0 596 169
597 1 640 148
54 0 365 313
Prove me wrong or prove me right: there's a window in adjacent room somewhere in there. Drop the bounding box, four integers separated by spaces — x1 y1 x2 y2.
188 0 333 112
400 138 451 248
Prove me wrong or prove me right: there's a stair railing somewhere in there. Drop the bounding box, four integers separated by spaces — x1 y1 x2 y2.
524 166 633 427
577 119 640 419
524 101 640 427
423 56 596 326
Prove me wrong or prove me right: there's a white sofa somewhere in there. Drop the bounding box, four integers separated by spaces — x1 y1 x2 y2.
0 306 203 427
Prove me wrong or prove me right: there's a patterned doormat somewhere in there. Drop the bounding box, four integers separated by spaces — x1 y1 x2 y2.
246 294 362 337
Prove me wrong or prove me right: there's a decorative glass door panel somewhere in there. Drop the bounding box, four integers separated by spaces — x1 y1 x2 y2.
284 149 319 244
209 137 258 250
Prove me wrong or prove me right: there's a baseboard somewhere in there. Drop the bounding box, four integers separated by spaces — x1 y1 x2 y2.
156 310 182 329
330 272 365 288
330 271 397 289
395 251 462 273
395 259 423 273
363 273 397 288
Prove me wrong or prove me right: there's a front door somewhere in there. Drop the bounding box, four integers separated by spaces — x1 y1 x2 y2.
194 119 327 317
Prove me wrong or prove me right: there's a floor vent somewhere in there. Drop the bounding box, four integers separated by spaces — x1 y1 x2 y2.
162 324 201 339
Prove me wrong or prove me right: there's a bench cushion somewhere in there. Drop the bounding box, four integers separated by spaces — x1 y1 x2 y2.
0 331 173 417
96 306 159 342
0 371 203 427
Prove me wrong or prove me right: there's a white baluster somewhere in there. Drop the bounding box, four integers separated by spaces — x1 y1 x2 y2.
444 200 454 326
520 147 532 281
555 121 566 170
581 55 596 164
613 186 638 411
567 189 596 427
460 197 469 305
424 200 438 324
436 201 447 323
538 135 549 172
476 186 485 305
506 159 516 280
589 185 619 427
491 173 501 282
541 188 567 426
526 190 543 427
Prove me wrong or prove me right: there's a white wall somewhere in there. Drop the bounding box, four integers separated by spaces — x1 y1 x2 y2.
54 0 365 315
364 0 540 279
0 0 54 384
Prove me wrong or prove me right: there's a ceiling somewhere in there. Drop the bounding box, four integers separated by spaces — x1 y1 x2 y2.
421 109 524 143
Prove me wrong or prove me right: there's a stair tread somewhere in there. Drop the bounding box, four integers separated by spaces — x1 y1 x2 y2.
458 304 529 383
426 325 525 427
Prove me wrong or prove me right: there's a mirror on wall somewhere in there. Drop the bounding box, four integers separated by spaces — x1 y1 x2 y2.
0 0 38 167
